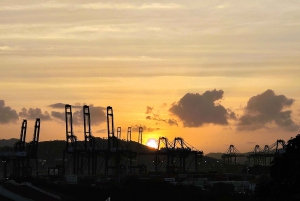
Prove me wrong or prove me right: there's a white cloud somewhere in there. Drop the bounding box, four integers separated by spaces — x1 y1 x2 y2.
0 45 23 52
146 27 162 31
0 23 139 40
58 55 165 61
139 3 184 9
0 2 68 11
0 46 12 51
0 2 184 11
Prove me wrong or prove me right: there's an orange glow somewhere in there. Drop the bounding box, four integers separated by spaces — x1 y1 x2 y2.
146 138 158 149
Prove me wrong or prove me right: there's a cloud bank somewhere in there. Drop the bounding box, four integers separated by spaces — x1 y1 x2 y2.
19 108 52 121
50 103 106 126
0 101 108 129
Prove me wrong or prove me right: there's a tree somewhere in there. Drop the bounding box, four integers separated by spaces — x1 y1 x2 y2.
268 134 300 200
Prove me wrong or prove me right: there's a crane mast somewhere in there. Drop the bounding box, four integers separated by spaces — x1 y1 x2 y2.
138 127 143 145
127 127 131 142
27 118 40 157
107 106 117 150
83 105 94 150
14 120 27 152
65 104 77 151
117 127 121 139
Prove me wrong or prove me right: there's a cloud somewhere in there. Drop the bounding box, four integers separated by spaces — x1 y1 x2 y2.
146 115 178 126
0 2 184 11
48 103 82 109
169 89 229 127
50 103 106 126
161 103 168 108
145 106 178 126
145 106 153 114
237 89 299 132
223 127 233 130
131 125 160 133
0 100 19 124
19 108 51 121
227 109 237 120
51 111 64 122
96 129 106 134
88 105 106 126
0 45 23 52
80 3 184 10
166 119 178 126
0 2 68 11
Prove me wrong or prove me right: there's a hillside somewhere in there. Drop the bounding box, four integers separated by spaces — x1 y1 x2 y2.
0 138 18 148
205 152 223 160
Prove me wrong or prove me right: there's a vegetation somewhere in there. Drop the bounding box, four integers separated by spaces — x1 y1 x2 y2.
256 134 300 200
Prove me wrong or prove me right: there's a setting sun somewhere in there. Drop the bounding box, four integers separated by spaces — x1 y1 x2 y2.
146 138 158 149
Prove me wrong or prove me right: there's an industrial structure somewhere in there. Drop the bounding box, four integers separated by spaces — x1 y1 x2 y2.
222 145 245 166
59 104 205 177
247 140 286 166
0 103 290 183
222 140 286 170
0 118 40 179
150 137 203 173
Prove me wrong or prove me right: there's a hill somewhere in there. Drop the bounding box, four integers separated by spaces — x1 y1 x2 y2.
205 152 223 160
0 138 18 147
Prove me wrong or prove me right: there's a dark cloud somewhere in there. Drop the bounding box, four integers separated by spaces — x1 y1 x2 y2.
96 129 106 134
145 106 153 114
161 103 168 108
146 115 178 126
237 89 299 132
145 106 178 126
0 100 19 124
50 104 106 126
169 89 229 127
51 111 65 122
72 110 83 125
89 105 106 126
227 109 237 120
166 119 178 126
48 103 85 109
131 125 160 133
48 103 67 109
19 108 51 121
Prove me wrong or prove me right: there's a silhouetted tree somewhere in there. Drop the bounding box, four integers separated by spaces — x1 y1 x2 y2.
262 134 300 200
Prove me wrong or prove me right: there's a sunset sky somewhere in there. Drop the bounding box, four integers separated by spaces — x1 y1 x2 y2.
1 0 300 154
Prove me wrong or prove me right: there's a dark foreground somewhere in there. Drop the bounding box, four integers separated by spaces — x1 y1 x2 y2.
24 178 255 201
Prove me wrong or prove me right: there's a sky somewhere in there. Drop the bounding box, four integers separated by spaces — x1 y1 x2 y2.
1 0 300 154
